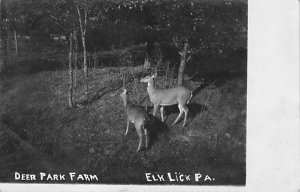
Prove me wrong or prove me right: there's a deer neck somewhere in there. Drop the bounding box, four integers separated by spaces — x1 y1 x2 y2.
122 95 128 108
147 80 155 95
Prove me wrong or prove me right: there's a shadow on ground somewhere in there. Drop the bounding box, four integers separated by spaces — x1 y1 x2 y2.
147 115 170 150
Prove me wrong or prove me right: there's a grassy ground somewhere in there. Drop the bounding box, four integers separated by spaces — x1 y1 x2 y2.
0 68 246 185
0 41 246 185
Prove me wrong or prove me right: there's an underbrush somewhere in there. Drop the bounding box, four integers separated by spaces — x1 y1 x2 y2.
0 66 246 185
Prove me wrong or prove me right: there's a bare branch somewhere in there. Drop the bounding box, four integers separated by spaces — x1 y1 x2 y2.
84 0 87 34
76 5 84 36
48 15 69 32
186 55 191 63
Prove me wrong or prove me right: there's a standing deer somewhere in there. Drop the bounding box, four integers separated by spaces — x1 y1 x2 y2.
120 89 150 152
140 73 192 127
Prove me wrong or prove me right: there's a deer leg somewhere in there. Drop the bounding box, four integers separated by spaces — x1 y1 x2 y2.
160 106 165 122
182 105 189 127
136 125 143 152
144 127 149 149
172 104 183 125
153 104 159 118
125 119 130 136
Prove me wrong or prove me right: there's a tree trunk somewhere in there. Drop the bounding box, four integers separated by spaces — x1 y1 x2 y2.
0 0 8 72
82 30 88 95
13 30 18 56
76 4 88 95
177 42 188 86
6 31 10 63
68 32 73 107
145 39 154 68
0 0 3 72
73 30 78 102
143 53 150 69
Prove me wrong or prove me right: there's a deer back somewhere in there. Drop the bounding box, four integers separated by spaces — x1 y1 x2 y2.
148 86 191 106
126 102 149 124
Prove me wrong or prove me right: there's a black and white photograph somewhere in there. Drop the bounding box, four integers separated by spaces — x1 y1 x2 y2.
0 0 299 191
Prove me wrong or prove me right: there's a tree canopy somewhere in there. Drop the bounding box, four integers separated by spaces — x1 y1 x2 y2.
3 0 246 52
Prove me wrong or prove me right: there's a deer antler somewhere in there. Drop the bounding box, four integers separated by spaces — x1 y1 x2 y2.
152 72 158 78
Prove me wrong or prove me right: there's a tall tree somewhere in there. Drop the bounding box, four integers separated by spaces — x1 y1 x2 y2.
68 32 74 107
45 0 80 106
6 1 28 56
156 0 247 85
76 0 89 95
0 0 8 72
177 40 188 86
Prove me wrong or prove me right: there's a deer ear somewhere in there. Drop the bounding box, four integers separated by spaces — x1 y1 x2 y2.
122 88 127 94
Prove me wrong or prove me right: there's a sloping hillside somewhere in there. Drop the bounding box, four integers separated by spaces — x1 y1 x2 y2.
0 60 246 184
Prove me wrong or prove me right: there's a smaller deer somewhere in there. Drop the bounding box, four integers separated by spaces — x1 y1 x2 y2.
140 73 192 127
120 89 150 152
